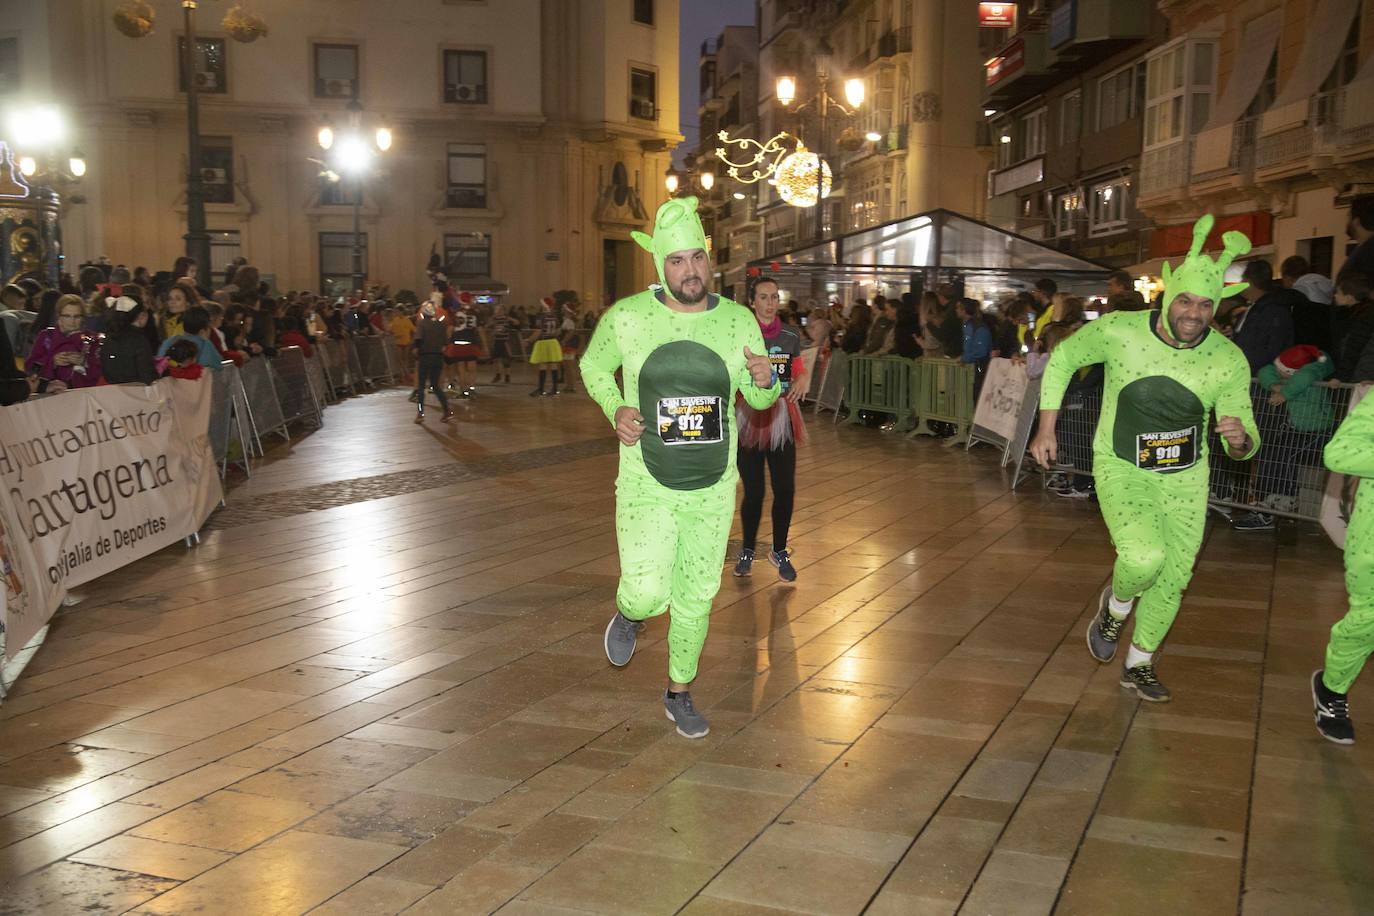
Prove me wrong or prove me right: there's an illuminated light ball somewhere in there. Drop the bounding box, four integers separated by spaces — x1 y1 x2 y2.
748 266 761 277
769 261 781 272
775 151 832 208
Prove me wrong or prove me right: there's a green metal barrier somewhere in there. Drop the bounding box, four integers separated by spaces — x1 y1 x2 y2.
845 355 916 429
909 357 976 446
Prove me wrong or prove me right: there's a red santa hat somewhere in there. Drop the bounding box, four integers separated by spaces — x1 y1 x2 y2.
541 296 555 307
458 291 474 305
1274 345 1326 376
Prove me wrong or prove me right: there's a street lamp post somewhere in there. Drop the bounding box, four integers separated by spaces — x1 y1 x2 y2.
316 100 392 296
776 40 865 243
181 0 211 275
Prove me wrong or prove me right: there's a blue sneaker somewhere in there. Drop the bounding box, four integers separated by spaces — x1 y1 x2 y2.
768 547 797 582
733 548 754 577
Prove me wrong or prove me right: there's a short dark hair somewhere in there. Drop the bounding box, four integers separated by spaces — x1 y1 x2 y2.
1351 194 1374 232
935 282 959 302
1107 269 1132 289
183 306 211 336
958 297 981 318
1280 255 1311 280
1241 259 1274 290
1034 278 1058 297
1337 271 1371 302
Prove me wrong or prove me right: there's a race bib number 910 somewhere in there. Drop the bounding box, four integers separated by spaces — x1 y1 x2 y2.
1136 427 1197 471
658 396 723 445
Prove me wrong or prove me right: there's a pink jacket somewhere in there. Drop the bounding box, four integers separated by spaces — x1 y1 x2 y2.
26 327 103 388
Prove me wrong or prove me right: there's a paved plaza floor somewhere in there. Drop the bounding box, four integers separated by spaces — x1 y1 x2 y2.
0 377 1369 915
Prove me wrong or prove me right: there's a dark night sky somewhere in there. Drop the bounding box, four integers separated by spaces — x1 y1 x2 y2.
676 0 756 166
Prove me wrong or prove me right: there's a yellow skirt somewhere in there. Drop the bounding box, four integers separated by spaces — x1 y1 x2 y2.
530 339 564 364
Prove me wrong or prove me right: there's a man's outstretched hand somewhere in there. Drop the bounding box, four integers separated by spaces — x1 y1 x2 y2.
744 347 774 387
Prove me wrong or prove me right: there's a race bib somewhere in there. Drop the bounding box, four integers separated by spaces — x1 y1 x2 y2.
1136 427 1197 471
769 353 792 390
658 396 723 445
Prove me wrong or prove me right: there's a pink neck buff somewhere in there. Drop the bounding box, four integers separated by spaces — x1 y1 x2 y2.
757 315 782 337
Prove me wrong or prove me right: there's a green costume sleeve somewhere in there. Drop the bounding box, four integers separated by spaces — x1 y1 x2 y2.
1325 394 1374 479
581 307 629 427
1039 314 1108 410
1211 346 1260 460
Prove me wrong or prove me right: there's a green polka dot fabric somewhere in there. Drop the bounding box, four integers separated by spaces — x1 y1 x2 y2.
582 288 780 684
1040 308 1260 653
1322 393 1374 693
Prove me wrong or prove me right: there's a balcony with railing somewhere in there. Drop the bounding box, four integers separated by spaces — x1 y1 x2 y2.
1139 142 1190 198
1256 92 1343 170
876 28 912 61
1189 117 1256 185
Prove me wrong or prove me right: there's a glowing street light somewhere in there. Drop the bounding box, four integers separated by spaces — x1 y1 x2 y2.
317 126 334 150
375 126 393 152
865 130 883 142
776 76 797 107
844 78 865 109
699 170 715 191
665 173 680 193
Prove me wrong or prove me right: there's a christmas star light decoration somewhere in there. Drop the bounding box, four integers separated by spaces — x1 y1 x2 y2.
715 130 797 184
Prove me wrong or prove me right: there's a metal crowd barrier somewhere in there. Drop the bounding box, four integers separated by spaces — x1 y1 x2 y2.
239 357 290 445
270 347 323 429
353 335 395 385
303 345 336 407
1042 378 1362 523
814 349 850 417
845 356 916 430
318 338 356 394
210 361 255 477
909 357 977 446
345 338 368 389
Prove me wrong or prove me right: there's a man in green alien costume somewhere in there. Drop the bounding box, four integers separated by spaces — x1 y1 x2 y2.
1031 215 1259 702
1312 392 1374 745
582 196 779 739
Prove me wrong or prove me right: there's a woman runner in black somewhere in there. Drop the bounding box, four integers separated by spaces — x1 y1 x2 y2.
733 277 805 582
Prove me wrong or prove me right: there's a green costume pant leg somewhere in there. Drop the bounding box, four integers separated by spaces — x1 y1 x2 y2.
1094 461 1207 652
615 474 734 684
1323 485 1374 693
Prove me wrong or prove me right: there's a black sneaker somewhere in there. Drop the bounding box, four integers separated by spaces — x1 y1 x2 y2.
768 547 798 583
1087 587 1127 663
1232 511 1275 531
529 388 544 397
1120 663 1171 702
733 548 754 577
1312 669 1355 745
603 612 643 667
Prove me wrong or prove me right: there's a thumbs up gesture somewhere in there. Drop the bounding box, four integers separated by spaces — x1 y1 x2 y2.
744 346 775 388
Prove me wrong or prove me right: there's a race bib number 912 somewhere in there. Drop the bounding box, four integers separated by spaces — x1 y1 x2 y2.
1136 427 1197 471
658 396 723 445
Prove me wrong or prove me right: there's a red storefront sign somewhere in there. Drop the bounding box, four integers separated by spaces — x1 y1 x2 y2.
986 38 1025 85
1148 212 1274 259
979 2 1017 28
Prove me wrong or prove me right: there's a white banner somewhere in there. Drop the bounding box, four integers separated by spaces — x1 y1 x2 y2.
971 358 1030 444
1322 383 1371 550
0 379 222 659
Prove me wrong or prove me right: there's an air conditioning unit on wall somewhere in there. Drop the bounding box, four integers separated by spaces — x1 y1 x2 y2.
196 70 218 90
322 79 353 98
632 99 657 120
201 168 228 184
450 83 481 102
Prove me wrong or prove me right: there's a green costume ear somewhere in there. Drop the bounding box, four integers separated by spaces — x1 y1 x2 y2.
1161 214 1253 310
634 196 710 291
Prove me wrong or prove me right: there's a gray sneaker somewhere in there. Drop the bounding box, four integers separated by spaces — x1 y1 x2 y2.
1120 663 1171 702
1087 587 1127 663
663 690 710 739
604 612 643 667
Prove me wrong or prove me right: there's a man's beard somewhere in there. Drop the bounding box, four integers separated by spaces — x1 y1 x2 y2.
1167 312 1205 345
669 275 708 304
